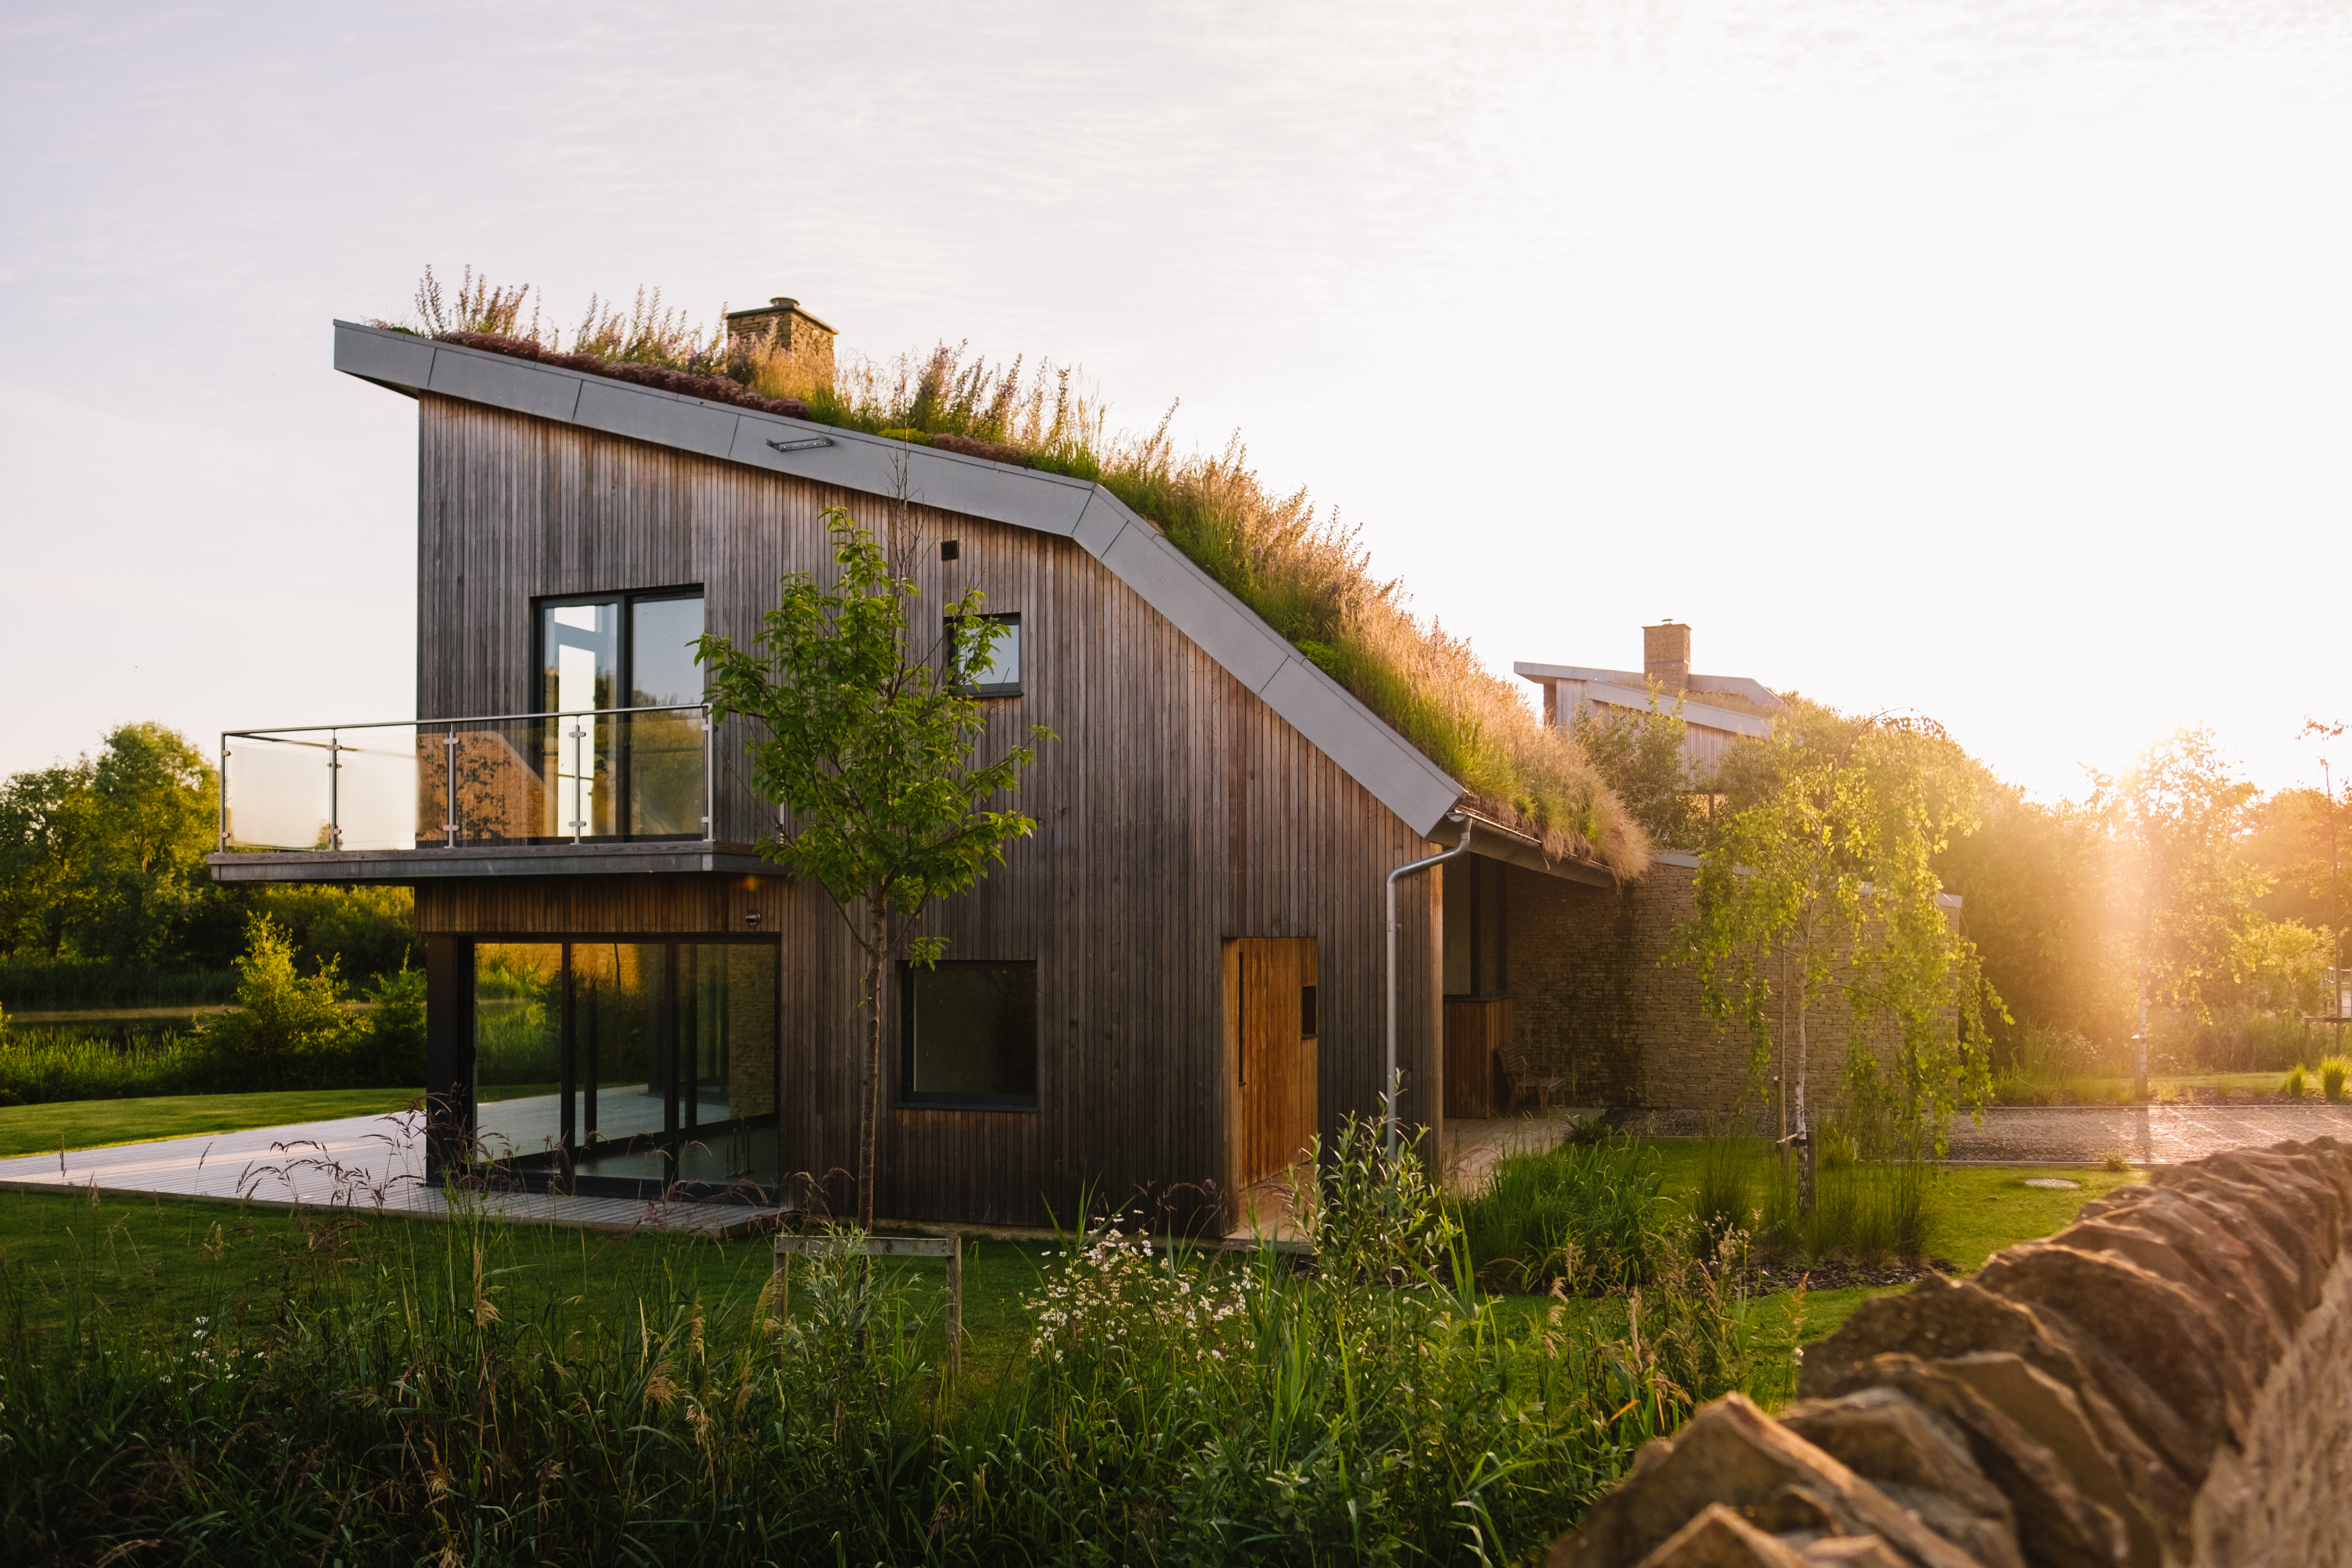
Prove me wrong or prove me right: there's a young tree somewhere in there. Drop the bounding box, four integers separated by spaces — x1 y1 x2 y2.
1577 683 1704 850
699 507 1050 1228
2091 726 2266 1098
1678 713 1996 1210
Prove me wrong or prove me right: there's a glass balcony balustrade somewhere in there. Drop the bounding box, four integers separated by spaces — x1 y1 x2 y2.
219 706 712 851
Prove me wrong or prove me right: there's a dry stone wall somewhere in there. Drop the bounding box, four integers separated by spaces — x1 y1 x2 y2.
1542 1137 2352 1567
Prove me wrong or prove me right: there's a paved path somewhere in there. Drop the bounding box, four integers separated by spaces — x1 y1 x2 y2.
1943 1103 2352 1165
0 1110 766 1235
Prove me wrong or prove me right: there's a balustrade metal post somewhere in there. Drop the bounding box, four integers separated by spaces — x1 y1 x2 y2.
218 735 229 852
328 733 342 850
703 704 715 842
444 728 461 847
570 718 587 843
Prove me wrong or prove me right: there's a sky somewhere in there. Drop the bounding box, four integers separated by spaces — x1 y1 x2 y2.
3 0 2346 804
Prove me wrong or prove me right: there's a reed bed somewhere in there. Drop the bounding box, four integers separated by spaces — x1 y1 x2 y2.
0 1025 203 1105
0 1118 1773 1566
0 961 237 1010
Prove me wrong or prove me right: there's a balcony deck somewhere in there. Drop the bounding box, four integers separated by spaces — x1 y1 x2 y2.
208 840 775 883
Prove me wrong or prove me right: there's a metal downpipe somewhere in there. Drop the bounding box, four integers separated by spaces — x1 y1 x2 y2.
1385 814 1471 1160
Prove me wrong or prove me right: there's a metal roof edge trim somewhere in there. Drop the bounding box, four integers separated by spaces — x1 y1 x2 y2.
330 319 1468 838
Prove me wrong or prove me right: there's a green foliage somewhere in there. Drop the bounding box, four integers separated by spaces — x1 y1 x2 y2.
2093 725 2270 1024
1686 1135 1932 1262
243 884 420 984
0 1025 201 1106
2284 1062 2310 1099
1576 686 1706 850
0 1144 1789 1566
0 723 225 967
2323 1056 2348 1102
700 507 1050 1226
1678 713 1998 1174
0 959 236 1008
1292 1111 1464 1286
0 724 417 995
1454 1134 1681 1292
183 915 422 1094
1935 779 2133 1049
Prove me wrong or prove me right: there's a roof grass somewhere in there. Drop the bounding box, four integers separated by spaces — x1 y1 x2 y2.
386 269 1651 874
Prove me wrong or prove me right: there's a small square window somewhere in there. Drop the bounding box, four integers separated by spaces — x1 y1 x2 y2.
901 961 1038 1109
1301 985 1318 1039
949 613 1021 697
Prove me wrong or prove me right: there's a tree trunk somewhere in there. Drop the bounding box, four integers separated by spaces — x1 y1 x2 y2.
2134 952 2150 1103
857 901 887 1230
1795 997 1815 1214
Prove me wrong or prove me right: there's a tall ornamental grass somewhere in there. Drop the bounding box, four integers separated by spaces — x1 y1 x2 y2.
1690 1131 1933 1263
0 1118 1776 1566
1452 1133 1679 1293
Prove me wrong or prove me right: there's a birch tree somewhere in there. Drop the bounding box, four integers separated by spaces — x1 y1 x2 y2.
700 507 1050 1227
1678 713 1996 1209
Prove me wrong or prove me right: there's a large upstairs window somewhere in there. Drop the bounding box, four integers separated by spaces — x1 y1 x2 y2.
536 590 706 840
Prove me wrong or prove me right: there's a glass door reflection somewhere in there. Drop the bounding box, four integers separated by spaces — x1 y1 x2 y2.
467 939 777 1194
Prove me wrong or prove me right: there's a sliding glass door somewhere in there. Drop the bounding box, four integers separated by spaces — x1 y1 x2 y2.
470 939 779 1196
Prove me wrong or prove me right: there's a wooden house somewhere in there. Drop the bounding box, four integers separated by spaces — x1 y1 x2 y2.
206 315 1626 1228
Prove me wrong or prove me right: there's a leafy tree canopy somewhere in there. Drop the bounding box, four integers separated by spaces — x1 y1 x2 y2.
1678 713 1997 1189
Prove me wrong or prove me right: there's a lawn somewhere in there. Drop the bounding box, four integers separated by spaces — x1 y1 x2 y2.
0 1138 2145 1400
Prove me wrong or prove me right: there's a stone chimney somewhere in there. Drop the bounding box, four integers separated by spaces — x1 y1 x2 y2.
722 295 837 394
1643 621 1690 693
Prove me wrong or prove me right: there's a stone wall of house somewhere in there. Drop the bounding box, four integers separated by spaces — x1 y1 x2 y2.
1542 1137 2352 1567
1503 861 1907 1132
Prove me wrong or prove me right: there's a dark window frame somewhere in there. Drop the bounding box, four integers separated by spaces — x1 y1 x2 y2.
946 611 1023 698
897 957 1041 1112
533 585 707 713
532 586 707 843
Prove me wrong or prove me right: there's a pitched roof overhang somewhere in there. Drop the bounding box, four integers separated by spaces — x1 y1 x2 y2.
335 321 1468 837
1431 812 1619 888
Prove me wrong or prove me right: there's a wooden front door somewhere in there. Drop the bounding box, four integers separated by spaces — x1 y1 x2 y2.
1224 937 1320 1193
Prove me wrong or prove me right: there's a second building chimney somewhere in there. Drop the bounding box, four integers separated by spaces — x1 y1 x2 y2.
1643 621 1690 693
723 295 838 394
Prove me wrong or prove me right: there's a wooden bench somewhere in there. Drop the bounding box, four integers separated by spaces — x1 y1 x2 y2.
1497 1041 1569 1116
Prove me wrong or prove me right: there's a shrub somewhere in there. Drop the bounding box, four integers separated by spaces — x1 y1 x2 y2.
191 914 358 1090
2323 1057 2348 1102
2283 1063 2309 1099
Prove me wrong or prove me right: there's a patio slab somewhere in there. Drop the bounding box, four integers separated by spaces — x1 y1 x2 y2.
0 1109 773 1235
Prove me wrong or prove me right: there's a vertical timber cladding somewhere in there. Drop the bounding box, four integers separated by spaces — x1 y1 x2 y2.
415 396 1443 1227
